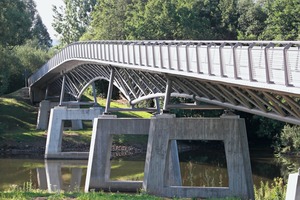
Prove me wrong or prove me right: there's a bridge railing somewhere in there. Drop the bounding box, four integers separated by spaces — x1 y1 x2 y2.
28 40 300 88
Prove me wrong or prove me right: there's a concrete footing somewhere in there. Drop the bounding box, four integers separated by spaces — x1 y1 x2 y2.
45 106 103 159
85 114 254 199
286 169 300 200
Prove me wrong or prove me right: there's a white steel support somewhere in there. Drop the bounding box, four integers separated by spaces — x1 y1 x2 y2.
105 68 115 114
59 74 66 106
92 81 98 106
283 43 292 86
163 78 172 112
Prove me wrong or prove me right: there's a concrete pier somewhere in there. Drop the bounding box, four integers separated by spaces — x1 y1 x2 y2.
286 169 300 200
85 115 149 192
143 115 254 199
45 106 103 159
85 114 254 199
37 100 84 130
36 100 58 130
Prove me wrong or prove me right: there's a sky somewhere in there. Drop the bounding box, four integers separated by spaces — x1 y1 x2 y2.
35 0 64 41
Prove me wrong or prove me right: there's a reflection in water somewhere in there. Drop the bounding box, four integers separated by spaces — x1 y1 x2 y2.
37 160 86 192
0 149 298 192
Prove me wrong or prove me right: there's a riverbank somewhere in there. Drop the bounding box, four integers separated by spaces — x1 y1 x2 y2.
0 88 153 158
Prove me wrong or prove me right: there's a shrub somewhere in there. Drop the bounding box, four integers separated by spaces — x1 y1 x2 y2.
277 124 300 155
254 178 286 200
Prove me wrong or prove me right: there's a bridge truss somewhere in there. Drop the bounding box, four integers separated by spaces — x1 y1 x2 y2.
28 40 300 125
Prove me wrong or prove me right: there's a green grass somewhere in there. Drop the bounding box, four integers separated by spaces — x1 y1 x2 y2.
0 89 153 148
0 190 162 200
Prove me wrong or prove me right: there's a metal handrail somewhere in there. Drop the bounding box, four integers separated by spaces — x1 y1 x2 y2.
28 40 300 90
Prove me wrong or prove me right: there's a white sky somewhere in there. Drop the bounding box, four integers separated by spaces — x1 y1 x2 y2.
35 0 64 41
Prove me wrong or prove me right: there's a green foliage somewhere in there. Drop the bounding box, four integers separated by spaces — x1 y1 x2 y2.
254 178 286 200
53 0 96 46
0 40 51 95
0 0 32 47
261 0 300 40
275 124 300 155
251 115 285 139
237 0 268 40
82 0 129 41
0 0 51 48
0 185 163 200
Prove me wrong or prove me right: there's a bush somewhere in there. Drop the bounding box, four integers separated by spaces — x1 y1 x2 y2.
276 124 300 155
254 178 286 200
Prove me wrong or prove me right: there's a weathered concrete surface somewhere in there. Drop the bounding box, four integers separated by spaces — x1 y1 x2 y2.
36 100 58 130
37 101 85 130
286 170 300 200
85 116 149 192
143 115 254 200
45 106 103 159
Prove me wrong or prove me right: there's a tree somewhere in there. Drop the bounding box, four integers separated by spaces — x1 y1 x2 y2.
31 14 52 49
0 0 32 47
217 0 239 39
52 0 96 46
237 0 268 40
82 0 130 40
261 0 300 40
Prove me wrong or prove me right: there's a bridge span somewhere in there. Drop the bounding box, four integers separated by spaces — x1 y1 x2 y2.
29 40 300 125
28 40 300 199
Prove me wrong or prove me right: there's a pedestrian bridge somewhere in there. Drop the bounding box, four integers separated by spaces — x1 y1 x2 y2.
28 40 300 125
27 40 300 199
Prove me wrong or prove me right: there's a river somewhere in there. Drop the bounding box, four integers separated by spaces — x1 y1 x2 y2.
1 144 298 192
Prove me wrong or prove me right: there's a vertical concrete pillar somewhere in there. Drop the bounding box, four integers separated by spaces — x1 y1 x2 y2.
143 114 181 191
85 116 150 192
85 115 116 192
286 169 300 200
45 107 65 159
36 100 51 130
69 104 83 130
45 107 64 158
143 116 254 200
45 107 103 159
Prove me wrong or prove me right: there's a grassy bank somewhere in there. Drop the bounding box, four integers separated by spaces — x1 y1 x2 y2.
0 88 152 155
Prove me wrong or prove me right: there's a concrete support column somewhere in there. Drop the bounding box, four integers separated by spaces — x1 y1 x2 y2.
143 116 254 200
143 114 181 189
36 100 51 130
286 169 300 200
85 116 150 192
45 106 103 159
45 107 65 158
69 104 83 130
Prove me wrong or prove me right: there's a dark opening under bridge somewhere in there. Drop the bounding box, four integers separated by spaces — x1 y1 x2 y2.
28 40 300 199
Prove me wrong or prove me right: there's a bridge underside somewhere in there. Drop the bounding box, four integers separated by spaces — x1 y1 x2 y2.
30 62 300 125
